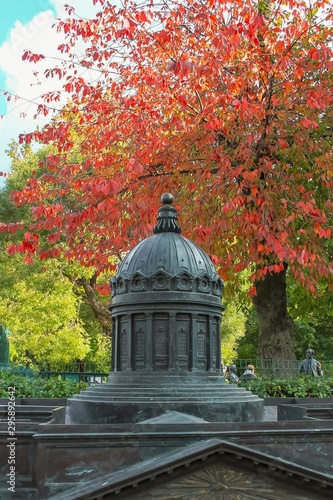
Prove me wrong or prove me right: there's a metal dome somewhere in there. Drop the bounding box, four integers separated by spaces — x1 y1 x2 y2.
111 194 223 302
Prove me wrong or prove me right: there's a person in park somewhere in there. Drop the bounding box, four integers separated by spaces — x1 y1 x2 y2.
227 364 239 384
299 349 323 377
239 364 258 382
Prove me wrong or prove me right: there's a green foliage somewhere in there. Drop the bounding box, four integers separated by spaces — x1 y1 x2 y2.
236 277 333 361
221 300 246 365
242 376 333 398
0 372 87 398
289 283 333 360
5 142 48 192
236 308 259 359
83 329 111 372
293 319 317 359
0 255 91 365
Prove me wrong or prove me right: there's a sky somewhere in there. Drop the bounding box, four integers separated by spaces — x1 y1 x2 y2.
0 0 99 187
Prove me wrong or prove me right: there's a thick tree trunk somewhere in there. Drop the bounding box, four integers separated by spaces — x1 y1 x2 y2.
253 265 297 376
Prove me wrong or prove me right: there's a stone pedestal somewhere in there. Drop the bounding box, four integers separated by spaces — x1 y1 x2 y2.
66 372 264 424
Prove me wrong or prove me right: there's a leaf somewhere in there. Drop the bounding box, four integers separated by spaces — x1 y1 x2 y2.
23 254 34 265
22 51 45 63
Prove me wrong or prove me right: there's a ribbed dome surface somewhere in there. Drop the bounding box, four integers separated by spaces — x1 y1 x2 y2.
117 232 218 280
110 194 223 300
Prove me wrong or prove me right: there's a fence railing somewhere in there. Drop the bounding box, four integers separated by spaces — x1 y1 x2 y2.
38 363 110 384
39 371 109 384
37 362 107 373
2 360 332 381
234 359 333 378
0 363 110 384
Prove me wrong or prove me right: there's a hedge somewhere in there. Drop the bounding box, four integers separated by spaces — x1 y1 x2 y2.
0 371 88 398
241 376 333 398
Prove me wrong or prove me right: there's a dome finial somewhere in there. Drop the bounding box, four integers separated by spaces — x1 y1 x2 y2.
161 193 174 205
153 193 182 234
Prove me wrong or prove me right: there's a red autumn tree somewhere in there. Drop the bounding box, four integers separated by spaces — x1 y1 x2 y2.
2 0 333 361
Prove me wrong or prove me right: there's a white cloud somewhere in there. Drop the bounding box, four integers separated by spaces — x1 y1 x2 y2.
0 0 100 184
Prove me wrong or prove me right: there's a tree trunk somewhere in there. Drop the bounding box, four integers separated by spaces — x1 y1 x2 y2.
77 276 112 336
253 265 297 377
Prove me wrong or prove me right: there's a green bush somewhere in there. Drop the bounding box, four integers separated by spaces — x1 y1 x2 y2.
0 372 88 398
242 376 333 398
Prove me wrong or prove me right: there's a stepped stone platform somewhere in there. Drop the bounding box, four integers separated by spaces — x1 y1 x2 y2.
65 372 264 424
0 398 67 424
277 397 333 421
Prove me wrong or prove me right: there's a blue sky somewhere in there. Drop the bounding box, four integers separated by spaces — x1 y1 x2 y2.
0 2 54 40
0 1 55 116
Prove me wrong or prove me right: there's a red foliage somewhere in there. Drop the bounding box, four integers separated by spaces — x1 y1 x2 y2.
4 0 333 294
22 51 45 63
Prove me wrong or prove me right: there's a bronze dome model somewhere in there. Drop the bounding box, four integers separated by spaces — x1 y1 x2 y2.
66 193 264 424
110 193 224 372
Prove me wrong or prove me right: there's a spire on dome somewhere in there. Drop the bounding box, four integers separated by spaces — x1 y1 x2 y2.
153 193 182 234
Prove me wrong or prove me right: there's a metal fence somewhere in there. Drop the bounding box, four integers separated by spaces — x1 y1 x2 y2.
37 362 107 373
38 363 109 384
235 359 333 378
0 363 110 384
2 360 333 381
40 371 109 384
